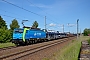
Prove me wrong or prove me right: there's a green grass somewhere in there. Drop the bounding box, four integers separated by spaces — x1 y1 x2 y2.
88 38 90 45
43 36 90 60
0 42 15 48
56 40 81 60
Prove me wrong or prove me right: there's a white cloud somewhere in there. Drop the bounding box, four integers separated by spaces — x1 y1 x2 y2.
49 23 56 27
40 0 78 15
58 24 63 27
29 4 52 8
67 23 76 27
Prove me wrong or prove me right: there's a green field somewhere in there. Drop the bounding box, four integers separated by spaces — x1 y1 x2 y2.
43 36 90 60
0 42 15 48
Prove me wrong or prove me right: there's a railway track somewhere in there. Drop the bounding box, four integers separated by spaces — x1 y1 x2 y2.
0 46 16 51
0 37 72 60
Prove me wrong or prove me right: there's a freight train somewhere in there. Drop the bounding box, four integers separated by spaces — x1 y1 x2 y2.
12 27 69 46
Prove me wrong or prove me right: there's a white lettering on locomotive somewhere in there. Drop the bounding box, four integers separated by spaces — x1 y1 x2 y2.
34 33 41 36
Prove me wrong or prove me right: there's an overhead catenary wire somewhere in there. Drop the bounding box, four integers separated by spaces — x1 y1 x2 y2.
0 9 27 19
0 14 22 20
0 9 33 27
26 0 43 11
1 0 64 31
0 14 33 28
2 0 60 25
0 8 35 21
2 0 44 18
0 9 26 20
26 0 52 17
25 0 61 30
26 0 60 24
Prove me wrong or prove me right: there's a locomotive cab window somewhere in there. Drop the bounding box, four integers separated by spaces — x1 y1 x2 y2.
14 29 24 33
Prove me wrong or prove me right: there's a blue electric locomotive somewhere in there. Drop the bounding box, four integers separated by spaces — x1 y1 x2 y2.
12 28 46 45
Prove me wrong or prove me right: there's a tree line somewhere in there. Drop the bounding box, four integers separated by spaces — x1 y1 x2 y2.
83 28 90 36
0 16 38 43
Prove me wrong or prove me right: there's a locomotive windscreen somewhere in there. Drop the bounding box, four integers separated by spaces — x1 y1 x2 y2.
14 29 24 33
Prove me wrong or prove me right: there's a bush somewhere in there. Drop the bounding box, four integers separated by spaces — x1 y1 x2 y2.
0 28 12 43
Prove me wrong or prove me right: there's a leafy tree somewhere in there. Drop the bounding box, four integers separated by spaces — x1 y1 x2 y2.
83 28 90 36
0 16 7 29
0 28 11 43
9 19 20 41
10 19 20 31
32 21 38 28
0 16 13 43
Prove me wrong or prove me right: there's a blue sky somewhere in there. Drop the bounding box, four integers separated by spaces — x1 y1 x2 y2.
0 0 90 33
